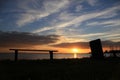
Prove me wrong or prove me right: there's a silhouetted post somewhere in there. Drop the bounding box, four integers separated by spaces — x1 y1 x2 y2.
15 50 18 61
49 51 53 61
89 39 104 59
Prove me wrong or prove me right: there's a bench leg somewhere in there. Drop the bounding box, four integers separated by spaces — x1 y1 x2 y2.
49 51 53 61
15 50 18 61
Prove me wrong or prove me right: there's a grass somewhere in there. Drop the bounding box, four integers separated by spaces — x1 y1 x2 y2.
0 58 120 80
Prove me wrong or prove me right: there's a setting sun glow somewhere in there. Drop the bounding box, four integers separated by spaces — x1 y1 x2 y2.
72 48 79 53
72 48 79 58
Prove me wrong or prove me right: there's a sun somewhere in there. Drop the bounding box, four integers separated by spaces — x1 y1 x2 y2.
72 48 79 58
72 48 79 53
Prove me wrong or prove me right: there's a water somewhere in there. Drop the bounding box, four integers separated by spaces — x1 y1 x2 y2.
0 53 90 60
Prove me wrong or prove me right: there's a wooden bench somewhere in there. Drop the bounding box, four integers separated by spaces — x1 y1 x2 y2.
9 49 58 61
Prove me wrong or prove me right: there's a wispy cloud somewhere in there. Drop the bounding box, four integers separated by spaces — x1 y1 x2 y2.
98 12 118 19
33 4 120 33
16 0 69 27
75 5 83 12
58 11 76 21
100 33 120 42
86 19 120 27
86 0 98 6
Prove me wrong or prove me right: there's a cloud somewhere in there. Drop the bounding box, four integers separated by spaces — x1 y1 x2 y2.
52 42 89 49
16 0 69 27
98 12 118 19
52 40 120 49
75 5 83 12
100 33 120 41
33 4 120 33
102 40 120 48
58 11 76 21
86 0 98 6
0 31 60 48
86 19 120 27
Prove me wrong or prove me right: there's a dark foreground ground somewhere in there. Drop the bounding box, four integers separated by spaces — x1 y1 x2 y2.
0 58 120 80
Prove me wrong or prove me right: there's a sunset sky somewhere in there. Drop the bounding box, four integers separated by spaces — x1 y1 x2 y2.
0 0 120 53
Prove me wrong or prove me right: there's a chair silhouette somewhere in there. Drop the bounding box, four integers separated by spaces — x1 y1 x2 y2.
89 39 104 59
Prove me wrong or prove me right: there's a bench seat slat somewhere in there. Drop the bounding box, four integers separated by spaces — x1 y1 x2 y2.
9 49 58 52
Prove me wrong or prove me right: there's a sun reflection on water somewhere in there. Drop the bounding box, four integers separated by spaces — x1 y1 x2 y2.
74 53 77 58
72 48 79 58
